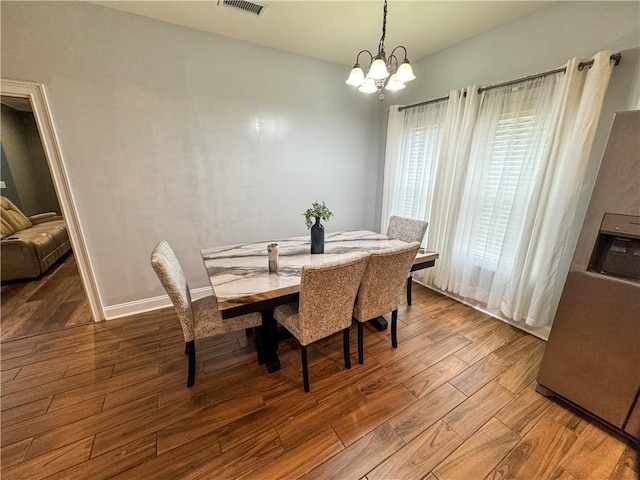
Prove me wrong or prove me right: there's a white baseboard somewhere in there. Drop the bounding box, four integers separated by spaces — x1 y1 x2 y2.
413 279 551 341
103 286 214 320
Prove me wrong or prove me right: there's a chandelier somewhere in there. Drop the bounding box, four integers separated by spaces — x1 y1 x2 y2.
345 0 416 99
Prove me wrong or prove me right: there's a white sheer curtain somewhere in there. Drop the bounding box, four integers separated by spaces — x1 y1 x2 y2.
501 51 614 327
424 88 479 289
380 106 405 228
381 101 449 238
382 51 614 336
446 73 562 309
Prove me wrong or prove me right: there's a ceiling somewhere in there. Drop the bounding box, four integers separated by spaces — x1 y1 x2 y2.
1 96 32 112
92 1 551 67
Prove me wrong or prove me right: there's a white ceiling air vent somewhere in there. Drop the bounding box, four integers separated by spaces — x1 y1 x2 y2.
218 0 267 16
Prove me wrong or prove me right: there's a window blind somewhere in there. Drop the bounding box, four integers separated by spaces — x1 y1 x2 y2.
400 123 442 220
473 109 542 265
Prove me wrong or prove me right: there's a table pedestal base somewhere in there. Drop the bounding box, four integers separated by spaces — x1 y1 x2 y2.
261 310 281 373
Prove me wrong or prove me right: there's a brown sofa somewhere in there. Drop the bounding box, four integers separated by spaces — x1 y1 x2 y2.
1 195 71 281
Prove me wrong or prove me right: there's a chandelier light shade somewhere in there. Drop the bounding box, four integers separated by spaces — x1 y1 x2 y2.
385 74 406 91
367 56 390 80
345 0 416 99
396 60 416 82
346 65 365 86
358 78 378 94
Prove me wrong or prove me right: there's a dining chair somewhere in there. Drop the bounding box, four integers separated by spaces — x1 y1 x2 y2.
386 215 429 305
353 242 421 364
151 240 262 388
273 253 369 392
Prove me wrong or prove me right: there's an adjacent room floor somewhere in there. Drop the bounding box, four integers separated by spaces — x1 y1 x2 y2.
0 279 636 479
1 253 92 342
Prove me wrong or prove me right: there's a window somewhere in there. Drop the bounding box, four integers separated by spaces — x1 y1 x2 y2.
397 116 444 223
470 85 554 268
384 57 612 330
401 126 429 218
474 110 540 265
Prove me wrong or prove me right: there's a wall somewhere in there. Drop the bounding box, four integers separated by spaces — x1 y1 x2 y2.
396 2 640 107
1 104 61 216
1 1 382 309
1 145 22 210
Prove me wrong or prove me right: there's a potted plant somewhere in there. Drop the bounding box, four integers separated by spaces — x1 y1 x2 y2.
303 201 333 254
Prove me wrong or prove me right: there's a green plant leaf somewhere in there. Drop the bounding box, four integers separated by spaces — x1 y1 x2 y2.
303 201 333 229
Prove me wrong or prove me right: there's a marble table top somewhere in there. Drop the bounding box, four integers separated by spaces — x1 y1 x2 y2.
201 229 439 311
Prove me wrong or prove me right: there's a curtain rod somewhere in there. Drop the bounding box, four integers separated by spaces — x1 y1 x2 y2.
398 53 621 112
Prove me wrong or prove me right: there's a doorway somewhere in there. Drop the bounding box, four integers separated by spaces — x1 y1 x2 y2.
0 97 87 339
0 79 103 335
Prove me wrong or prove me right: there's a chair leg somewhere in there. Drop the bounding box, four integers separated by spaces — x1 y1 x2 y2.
186 340 196 387
254 326 264 365
184 343 188 355
343 327 351 369
406 274 412 306
357 322 364 365
301 345 310 392
245 328 252 337
391 310 398 348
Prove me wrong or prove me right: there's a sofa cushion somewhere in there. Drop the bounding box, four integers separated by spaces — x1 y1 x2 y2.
1 229 64 279
0 238 43 279
29 220 69 248
1 196 32 239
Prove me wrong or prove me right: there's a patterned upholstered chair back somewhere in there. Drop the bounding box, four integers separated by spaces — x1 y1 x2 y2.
353 242 421 322
151 240 199 341
297 253 369 346
387 216 428 245
151 241 261 388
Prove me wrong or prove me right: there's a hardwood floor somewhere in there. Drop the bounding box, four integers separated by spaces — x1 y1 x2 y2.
1 253 92 342
1 283 637 479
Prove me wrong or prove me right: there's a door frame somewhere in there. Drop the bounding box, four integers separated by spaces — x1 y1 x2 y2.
1 79 104 321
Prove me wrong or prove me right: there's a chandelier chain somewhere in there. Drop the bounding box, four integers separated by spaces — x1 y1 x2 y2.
378 0 387 55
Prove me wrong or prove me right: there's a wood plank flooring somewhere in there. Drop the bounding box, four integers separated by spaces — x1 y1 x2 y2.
1 253 92 342
1 281 637 479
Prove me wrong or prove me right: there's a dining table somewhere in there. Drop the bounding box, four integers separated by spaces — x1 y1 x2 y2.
201 229 439 372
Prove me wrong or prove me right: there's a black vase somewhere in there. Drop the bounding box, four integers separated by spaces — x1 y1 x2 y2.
310 217 324 254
